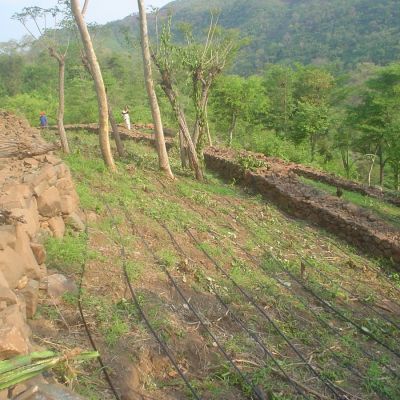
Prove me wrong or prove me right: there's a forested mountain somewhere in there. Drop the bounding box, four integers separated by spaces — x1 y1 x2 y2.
104 0 400 74
1 0 399 190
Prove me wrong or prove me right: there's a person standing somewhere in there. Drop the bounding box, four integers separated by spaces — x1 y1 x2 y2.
122 105 131 130
39 112 48 128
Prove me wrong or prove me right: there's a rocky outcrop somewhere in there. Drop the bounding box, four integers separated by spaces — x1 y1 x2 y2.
0 113 81 365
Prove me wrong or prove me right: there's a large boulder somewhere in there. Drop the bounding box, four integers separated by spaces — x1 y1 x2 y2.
37 186 62 218
18 279 39 318
0 246 27 288
47 274 78 304
30 242 46 265
48 216 65 238
0 305 30 359
15 225 41 280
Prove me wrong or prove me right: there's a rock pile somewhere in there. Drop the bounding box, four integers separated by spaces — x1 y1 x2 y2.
0 113 81 361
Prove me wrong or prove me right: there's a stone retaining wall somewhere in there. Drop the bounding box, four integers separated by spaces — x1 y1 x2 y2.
204 148 400 269
0 115 82 364
49 124 400 267
291 165 400 207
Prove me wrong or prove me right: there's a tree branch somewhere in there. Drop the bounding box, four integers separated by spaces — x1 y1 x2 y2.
82 0 90 17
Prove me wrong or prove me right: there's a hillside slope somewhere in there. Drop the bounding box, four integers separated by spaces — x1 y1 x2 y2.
102 0 400 74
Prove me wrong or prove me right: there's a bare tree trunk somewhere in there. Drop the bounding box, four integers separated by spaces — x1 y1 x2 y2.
157 71 203 180
137 0 174 179
378 146 386 187
71 0 115 171
178 129 188 168
205 98 212 147
107 97 125 158
81 53 124 158
368 155 376 187
49 48 69 154
228 113 237 147
192 84 210 149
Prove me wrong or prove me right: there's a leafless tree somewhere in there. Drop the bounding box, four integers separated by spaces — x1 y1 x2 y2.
137 0 174 179
71 0 116 170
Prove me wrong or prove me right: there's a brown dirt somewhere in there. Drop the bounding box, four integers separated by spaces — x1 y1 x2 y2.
29 131 400 400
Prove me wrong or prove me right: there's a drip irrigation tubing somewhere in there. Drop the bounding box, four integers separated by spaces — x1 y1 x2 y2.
282 265 400 359
221 200 400 356
151 177 400 382
301 258 400 331
234 200 400 316
159 220 307 399
78 218 163 400
104 201 202 400
216 203 400 380
325 238 400 300
77 220 122 400
218 228 400 384
150 180 373 384
186 229 343 399
224 196 400 303
120 203 267 400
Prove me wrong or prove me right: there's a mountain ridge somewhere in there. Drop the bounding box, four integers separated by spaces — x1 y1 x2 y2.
100 0 400 74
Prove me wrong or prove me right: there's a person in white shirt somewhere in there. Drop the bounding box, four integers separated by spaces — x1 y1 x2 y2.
122 105 131 130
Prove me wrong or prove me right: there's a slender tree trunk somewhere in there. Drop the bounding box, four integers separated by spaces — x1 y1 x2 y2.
310 134 317 162
178 129 188 169
81 53 124 158
340 148 350 178
228 113 237 147
57 58 70 154
205 98 212 147
192 84 211 149
71 0 115 171
368 155 376 187
137 0 174 179
162 83 203 181
49 48 69 154
107 97 125 158
378 146 385 186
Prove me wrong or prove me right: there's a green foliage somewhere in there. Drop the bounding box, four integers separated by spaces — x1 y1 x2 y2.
45 232 99 274
236 154 266 172
156 0 400 74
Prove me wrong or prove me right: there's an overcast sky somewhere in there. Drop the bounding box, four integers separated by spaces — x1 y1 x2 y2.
0 0 172 42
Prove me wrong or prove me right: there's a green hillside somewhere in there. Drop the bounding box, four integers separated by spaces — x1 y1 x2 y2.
102 0 400 73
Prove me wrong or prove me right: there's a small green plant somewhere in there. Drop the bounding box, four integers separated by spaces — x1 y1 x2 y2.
0 350 98 390
236 154 267 172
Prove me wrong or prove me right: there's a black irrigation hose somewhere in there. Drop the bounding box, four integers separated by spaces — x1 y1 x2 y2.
302 258 400 332
325 238 400 301
154 178 400 381
120 206 266 400
159 220 306 399
157 188 371 390
280 263 400 360
225 196 400 302
196 226 374 400
222 232 400 391
220 205 400 380
77 224 122 400
156 179 399 374
186 229 343 399
104 202 202 400
223 203 400 357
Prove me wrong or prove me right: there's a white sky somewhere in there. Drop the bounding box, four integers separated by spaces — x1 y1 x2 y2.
0 0 172 42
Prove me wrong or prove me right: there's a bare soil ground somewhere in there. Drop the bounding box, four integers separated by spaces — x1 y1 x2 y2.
33 130 400 400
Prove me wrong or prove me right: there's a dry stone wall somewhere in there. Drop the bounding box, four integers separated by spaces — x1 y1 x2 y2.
204 147 400 269
0 113 81 363
50 123 400 267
